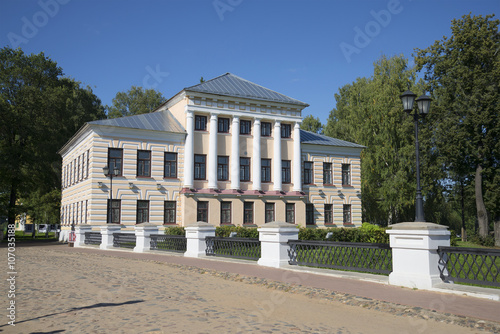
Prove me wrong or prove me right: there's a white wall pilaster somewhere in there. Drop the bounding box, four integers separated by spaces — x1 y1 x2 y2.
184 109 194 188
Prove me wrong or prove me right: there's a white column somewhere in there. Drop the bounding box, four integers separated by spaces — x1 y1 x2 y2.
184 109 194 189
133 223 159 253
273 121 282 192
252 118 262 191
258 221 299 268
184 221 216 258
208 113 218 189
99 224 122 250
293 122 302 192
74 225 92 247
231 116 240 190
386 222 450 289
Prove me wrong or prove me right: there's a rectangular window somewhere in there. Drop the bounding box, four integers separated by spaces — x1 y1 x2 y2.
265 203 275 223
77 156 81 181
164 201 176 224
73 159 76 184
81 154 85 181
261 122 272 137
220 201 231 224
261 159 271 182
240 120 251 135
304 161 313 185
240 157 250 182
137 200 149 224
286 203 295 224
243 202 253 224
306 204 315 225
86 149 90 179
343 204 351 225
342 164 351 186
218 117 230 133
107 148 123 176
217 156 229 181
197 201 208 222
324 204 333 225
195 115 207 131
85 200 88 224
281 124 291 138
164 152 178 178
194 155 206 180
282 160 291 183
137 150 151 177
323 162 332 185
107 199 121 224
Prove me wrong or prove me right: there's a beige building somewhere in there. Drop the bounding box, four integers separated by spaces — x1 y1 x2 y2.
58 73 364 240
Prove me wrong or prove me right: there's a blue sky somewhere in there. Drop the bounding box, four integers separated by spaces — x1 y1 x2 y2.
1 0 498 124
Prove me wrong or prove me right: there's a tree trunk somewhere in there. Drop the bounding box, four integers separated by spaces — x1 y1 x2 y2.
475 164 489 237
7 182 17 227
460 179 467 242
494 217 500 247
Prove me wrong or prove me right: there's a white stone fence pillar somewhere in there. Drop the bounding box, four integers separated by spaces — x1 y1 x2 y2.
100 224 123 250
74 225 93 248
258 221 299 268
184 222 216 258
386 222 450 289
134 223 159 253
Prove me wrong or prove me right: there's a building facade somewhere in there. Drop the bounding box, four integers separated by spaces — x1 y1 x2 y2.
58 73 364 241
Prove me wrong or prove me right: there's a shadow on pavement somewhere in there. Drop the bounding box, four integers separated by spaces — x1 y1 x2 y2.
0 300 145 329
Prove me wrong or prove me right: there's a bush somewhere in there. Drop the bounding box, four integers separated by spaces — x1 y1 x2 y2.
164 226 185 236
298 223 389 244
215 226 259 238
468 233 495 247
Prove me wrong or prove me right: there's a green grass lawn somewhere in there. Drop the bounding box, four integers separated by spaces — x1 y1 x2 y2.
1 231 58 242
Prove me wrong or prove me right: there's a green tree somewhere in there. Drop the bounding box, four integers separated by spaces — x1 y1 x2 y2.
301 115 323 134
0 47 105 227
106 86 166 119
324 55 438 225
415 14 500 241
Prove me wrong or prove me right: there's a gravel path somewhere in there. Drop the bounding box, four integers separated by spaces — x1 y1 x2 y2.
1 246 499 333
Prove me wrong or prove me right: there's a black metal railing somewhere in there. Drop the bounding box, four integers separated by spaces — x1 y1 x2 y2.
206 237 261 260
150 234 186 252
288 240 392 275
438 246 500 288
84 232 101 245
113 233 136 249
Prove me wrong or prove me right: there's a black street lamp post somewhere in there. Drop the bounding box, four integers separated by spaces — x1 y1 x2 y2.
400 90 432 222
103 165 120 224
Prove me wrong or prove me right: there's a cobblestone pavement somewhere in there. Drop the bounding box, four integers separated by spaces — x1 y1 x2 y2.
1 245 499 334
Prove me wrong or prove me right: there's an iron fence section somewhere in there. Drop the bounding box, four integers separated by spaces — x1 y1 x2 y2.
150 234 186 252
84 232 101 245
438 246 500 288
288 240 392 275
206 237 261 260
113 233 136 249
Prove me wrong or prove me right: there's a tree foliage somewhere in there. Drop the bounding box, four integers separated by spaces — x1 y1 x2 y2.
415 13 500 240
324 55 440 225
300 115 323 134
0 47 105 226
106 86 166 119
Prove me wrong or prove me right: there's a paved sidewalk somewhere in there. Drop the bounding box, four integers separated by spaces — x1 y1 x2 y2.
61 244 500 323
